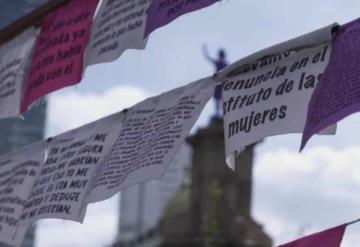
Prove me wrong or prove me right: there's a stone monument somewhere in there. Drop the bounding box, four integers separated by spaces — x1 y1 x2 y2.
159 119 272 247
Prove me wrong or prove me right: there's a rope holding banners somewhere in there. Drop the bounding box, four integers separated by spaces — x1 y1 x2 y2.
346 218 360 226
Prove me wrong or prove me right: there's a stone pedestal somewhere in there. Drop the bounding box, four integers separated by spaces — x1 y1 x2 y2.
160 119 272 247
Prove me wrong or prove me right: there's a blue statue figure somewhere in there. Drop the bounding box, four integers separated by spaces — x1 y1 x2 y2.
203 45 228 118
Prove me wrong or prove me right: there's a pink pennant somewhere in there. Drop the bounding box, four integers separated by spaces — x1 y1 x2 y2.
21 0 98 113
279 224 346 247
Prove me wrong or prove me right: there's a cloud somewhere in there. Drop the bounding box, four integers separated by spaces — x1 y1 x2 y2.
252 146 360 246
36 196 119 247
46 85 149 136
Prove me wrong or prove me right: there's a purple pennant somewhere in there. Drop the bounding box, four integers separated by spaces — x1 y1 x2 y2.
144 0 220 38
301 18 360 150
279 224 346 247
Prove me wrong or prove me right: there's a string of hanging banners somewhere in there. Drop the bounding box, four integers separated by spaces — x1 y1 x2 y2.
0 0 360 246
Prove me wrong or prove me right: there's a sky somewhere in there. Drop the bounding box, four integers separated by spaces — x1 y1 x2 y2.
31 0 360 246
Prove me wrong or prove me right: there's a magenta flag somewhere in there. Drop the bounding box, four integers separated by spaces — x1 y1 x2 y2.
300 18 360 150
279 224 346 247
145 0 220 38
20 0 98 113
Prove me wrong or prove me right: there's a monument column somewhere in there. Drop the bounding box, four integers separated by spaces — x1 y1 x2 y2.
185 119 271 247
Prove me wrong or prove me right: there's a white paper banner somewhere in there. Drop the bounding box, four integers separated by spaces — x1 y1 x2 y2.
19 112 123 225
0 73 214 246
86 76 215 203
223 43 335 169
0 28 37 118
0 142 45 246
15 75 214 226
85 0 150 67
218 23 338 79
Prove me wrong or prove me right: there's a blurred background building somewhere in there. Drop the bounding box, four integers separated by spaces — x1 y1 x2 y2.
114 145 191 247
0 0 47 246
0 0 47 29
